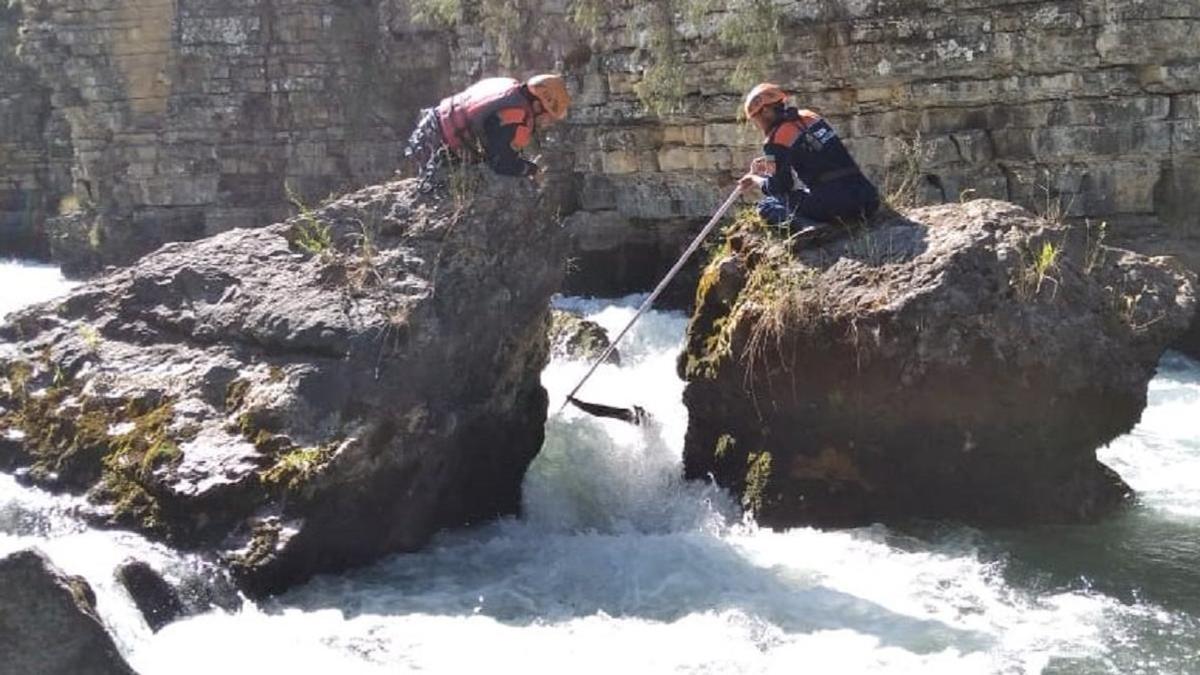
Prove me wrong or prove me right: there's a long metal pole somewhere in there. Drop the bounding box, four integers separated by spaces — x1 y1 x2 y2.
557 187 743 414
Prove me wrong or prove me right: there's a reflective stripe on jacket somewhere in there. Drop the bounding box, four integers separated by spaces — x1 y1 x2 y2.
763 107 867 197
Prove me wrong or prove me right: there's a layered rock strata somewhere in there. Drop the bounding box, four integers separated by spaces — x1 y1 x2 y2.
1 1 1194 320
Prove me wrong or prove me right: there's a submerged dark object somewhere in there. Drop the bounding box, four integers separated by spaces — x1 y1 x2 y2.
567 397 649 426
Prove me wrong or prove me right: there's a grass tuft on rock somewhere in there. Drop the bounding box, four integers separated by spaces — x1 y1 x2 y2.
742 450 774 514
260 446 334 492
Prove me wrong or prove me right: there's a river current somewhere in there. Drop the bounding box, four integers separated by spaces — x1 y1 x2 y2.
1 260 1197 674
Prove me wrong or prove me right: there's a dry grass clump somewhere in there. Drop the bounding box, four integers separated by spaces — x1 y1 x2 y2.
882 134 931 212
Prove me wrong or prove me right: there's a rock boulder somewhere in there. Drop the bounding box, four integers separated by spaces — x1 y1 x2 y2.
0 548 136 675
0 171 566 595
549 309 620 365
680 200 1195 527
114 559 184 632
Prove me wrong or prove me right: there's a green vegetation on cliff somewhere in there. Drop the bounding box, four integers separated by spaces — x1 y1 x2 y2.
410 0 784 115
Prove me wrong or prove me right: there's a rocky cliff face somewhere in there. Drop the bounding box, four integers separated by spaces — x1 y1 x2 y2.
0 170 566 595
0 1 1196 319
4 0 450 273
534 0 1200 307
0 3 73 258
679 199 1194 526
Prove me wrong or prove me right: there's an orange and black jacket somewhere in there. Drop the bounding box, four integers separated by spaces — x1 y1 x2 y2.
435 78 539 177
762 107 870 196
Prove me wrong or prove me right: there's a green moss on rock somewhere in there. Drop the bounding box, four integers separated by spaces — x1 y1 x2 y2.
235 520 282 570
548 310 619 364
0 358 182 533
260 446 335 492
225 378 251 412
742 450 774 514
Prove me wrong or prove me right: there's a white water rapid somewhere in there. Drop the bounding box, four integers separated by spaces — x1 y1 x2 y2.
2 263 1198 674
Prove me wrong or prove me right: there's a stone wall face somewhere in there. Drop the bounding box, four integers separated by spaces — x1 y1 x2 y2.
446 0 1198 296
1 0 1196 290
9 0 449 271
0 3 72 258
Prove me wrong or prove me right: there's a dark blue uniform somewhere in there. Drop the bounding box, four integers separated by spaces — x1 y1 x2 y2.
756 107 879 226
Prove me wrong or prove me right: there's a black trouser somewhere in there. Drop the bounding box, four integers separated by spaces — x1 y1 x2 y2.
758 176 880 226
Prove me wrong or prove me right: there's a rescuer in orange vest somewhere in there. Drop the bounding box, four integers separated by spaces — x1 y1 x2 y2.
737 83 879 226
405 74 571 183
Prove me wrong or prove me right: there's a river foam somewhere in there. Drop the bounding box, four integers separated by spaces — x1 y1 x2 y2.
2 275 1198 674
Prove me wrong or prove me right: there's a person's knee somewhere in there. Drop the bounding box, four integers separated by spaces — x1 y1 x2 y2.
756 198 790 225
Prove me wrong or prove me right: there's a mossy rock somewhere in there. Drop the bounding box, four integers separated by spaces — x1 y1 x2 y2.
549 309 620 365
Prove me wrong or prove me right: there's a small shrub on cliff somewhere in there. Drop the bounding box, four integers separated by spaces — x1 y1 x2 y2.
1110 284 1167 334
346 217 384 292
77 324 102 353
738 246 829 404
630 0 786 116
1014 240 1063 302
411 0 524 66
1033 179 1076 228
882 134 931 212
446 161 482 213
1083 219 1108 275
479 0 524 66
285 184 334 259
634 0 689 116
410 0 461 26
702 0 783 92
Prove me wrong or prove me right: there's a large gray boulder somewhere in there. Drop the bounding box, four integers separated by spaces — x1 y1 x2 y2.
680 199 1195 527
0 171 566 595
0 548 136 675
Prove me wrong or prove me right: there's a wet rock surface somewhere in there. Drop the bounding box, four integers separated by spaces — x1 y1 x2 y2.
0 548 136 675
0 172 566 595
1177 312 1200 360
115 559 184 632
549 309 619 365
681 199 1196 527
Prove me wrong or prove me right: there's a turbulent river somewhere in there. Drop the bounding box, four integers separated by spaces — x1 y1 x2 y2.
2 260 1198 674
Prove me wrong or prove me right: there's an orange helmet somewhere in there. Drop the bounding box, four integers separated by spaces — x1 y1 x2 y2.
527 74 571 121
743 83 787 119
